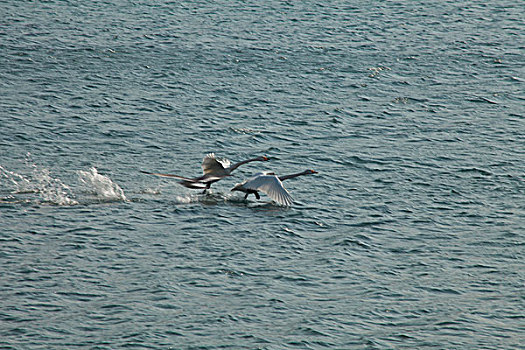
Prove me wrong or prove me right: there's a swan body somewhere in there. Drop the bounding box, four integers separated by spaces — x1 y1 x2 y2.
231 169 317 206
141 153 268 191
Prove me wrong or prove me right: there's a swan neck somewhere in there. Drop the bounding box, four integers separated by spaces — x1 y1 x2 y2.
228 158 259 172
279 171 309 181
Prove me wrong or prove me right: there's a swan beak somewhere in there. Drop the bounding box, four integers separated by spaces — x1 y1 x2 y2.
311 170 318 174
262 156 269 161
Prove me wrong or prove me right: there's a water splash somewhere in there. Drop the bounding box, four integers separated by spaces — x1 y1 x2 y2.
0 163 78 206
140 188 161 195
78 167 127 201
175 195 193 204
0 165 31 193
32 167 79 205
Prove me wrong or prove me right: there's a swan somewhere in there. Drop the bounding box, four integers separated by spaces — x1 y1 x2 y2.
141 153 268 191
231 169 317 206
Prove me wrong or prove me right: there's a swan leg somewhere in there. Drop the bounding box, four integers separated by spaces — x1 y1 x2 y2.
202 183 212 194
244 190 260 200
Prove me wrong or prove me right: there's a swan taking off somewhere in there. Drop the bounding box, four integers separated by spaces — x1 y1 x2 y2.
231 169 317 206
141 153 268 191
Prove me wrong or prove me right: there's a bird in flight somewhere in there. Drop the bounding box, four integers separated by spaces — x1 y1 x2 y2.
231 169 317 206
141 153 268 192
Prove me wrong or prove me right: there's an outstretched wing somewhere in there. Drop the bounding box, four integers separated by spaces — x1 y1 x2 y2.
140 170 194 181
141 170 223 189
201 153 231 176
242 174 294 206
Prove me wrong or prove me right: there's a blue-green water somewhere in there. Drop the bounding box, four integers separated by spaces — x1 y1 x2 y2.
1 1 523 349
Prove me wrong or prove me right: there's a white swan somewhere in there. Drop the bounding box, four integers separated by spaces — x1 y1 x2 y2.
231 169 317 206
141 153 268 192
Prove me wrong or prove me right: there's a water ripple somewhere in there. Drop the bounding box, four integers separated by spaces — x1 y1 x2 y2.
1 0 524 349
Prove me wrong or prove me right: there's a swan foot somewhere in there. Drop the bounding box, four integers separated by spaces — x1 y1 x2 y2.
244 190 260 200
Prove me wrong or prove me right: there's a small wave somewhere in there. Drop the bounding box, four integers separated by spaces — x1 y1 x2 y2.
78 167 127 202
458 167 492 176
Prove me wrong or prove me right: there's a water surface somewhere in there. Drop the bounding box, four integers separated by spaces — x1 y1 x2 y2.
1 1 523 349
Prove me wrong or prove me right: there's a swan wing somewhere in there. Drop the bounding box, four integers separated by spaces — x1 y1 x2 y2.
140 170 193 181
141 171 222 186
242 174 294 206
201 153 231 176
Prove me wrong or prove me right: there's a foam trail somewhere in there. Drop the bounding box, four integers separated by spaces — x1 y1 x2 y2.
175 195 193 204
34 168 79 205
78 167 127 201
0 164 78 206
0 165 31 193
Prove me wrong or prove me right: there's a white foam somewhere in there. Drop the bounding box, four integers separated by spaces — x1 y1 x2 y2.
78 167 127 201
0 163 78 206
0 165 31 193
175 195 194 204
140 187 161 195
34 167 79 205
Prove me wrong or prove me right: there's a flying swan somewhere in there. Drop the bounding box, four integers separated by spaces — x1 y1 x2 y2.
231 169 317 206
141 153 268 192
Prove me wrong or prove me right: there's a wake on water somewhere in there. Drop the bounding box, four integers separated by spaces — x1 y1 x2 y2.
0 157 127 206
0 164 78 206
78 167 127 202
1 156 289 208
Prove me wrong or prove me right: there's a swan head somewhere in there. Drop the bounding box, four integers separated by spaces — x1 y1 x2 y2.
305 169 318 174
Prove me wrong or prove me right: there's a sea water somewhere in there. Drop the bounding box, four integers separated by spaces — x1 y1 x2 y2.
1 1 523 349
